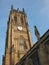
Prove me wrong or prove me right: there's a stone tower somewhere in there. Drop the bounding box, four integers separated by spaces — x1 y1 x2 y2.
2 6 34 65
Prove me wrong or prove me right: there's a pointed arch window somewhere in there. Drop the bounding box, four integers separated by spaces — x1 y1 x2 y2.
19 36 27 51
21 17 24 25
14 16 17 23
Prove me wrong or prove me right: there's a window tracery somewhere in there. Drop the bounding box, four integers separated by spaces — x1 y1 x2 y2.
19 36 27 51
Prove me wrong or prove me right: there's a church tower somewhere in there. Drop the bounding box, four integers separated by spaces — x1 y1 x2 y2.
2 6 34 65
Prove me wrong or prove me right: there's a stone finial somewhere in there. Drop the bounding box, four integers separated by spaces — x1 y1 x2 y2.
17 8 19 12
34 26 40 40
22 8 25 12
11 5 13 10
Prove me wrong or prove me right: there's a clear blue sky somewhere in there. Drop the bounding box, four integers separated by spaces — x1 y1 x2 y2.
0 0 49 65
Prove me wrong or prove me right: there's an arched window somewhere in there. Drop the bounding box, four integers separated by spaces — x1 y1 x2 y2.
19 36 27 51
21 17 24 25
14 16 17 23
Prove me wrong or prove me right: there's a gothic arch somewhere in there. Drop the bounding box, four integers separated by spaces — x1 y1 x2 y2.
14 15 17 23
21 16 24 25
19 36 27 51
